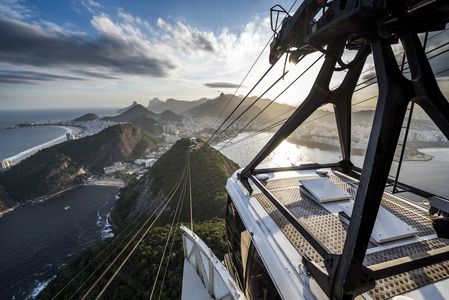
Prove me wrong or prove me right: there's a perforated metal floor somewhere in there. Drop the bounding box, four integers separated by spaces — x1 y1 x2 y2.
252 172 449 299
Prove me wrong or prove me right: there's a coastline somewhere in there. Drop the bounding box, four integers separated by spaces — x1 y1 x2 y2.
0 178 125 217
5 126 83 164
0 203 20 217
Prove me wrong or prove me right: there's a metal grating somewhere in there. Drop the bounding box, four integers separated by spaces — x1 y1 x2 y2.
255 187 348 262
252 172 449 299
365 239 449 299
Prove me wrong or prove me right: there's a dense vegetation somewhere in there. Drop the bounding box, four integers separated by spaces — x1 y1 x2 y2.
39 138 239 299
37 219 226 300
112 138 239 227
0 124 159 202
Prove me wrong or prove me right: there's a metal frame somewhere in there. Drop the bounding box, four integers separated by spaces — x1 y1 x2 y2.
181 225 245 300
238 1 449 299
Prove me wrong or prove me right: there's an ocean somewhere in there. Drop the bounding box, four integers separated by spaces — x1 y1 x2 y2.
0 108 119 162
0 185 119 299
0 108 121 299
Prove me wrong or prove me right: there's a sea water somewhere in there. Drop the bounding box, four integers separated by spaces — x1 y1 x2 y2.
0 108 119 161
0 185 120 299
0 108 121 299
216 132 449 200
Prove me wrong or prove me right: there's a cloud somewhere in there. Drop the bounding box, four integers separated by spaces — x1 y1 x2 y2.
204 82 242 88
0 70 86 84
74 69 119 79
0 17 176 77
81 0 102 14
156 18 215 54
0 6 273 87
0 0 34 19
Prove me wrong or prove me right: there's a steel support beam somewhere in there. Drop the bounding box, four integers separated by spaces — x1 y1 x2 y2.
330 35 415 299
240 41 368 191
400 22 449 140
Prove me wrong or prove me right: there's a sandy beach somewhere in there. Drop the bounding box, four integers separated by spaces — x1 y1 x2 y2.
6 126 83 164
85 178 126 187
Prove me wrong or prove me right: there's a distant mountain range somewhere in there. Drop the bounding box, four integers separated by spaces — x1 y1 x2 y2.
104 104 184 135
147 97 209 114
147 93 296 124
113 95 376 131
116 101 139 115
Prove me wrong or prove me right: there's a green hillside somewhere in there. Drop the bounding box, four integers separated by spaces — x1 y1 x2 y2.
0 124 159 203
38 138 239 299
112 138 239 228
37 219 226 300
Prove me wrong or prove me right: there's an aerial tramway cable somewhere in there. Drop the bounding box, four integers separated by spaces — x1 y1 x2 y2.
205 63 279 145
149 161 189 300
63 176 188 299
156 190 187 300
206 36 273 139
220 53 325 149
221 94 378 151
66 201 160 300
80 165 187 299
53 198 157 299
209 70 289 145
188 152 193 232
94 172 186 300
153 156 192 300
205 0 299 145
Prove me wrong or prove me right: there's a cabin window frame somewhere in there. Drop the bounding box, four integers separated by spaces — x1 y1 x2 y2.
226 195 245 288
244 242 282 300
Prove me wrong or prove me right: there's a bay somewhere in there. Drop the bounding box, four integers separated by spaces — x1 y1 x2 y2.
0 185 120 300
216 132 449 200
0 108 119 162
0 108 121 299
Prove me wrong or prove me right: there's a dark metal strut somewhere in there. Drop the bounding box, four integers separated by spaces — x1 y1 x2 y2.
237 1 449 299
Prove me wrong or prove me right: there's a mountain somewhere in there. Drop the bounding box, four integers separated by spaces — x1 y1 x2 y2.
73 113 99 122
0 124 160 203
37 139 238 299
116 101 139 114
185 93 295 123
158 110 184 122
130 114 161 136
107 105 156 123
109 104 184 125
147 97 209 114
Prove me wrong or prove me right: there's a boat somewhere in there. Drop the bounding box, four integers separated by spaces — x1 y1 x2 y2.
64 205 70 210
182 0 449 299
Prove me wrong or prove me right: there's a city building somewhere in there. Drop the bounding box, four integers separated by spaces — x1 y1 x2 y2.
0 160 12 172
103 162 126 174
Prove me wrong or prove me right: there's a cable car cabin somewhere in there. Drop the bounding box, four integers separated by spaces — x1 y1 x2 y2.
181 1 449 299
224 164 449 300
221 0 449 297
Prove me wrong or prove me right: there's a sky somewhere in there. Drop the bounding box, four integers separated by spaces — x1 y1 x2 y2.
0 0 301 109
0 0 448 110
